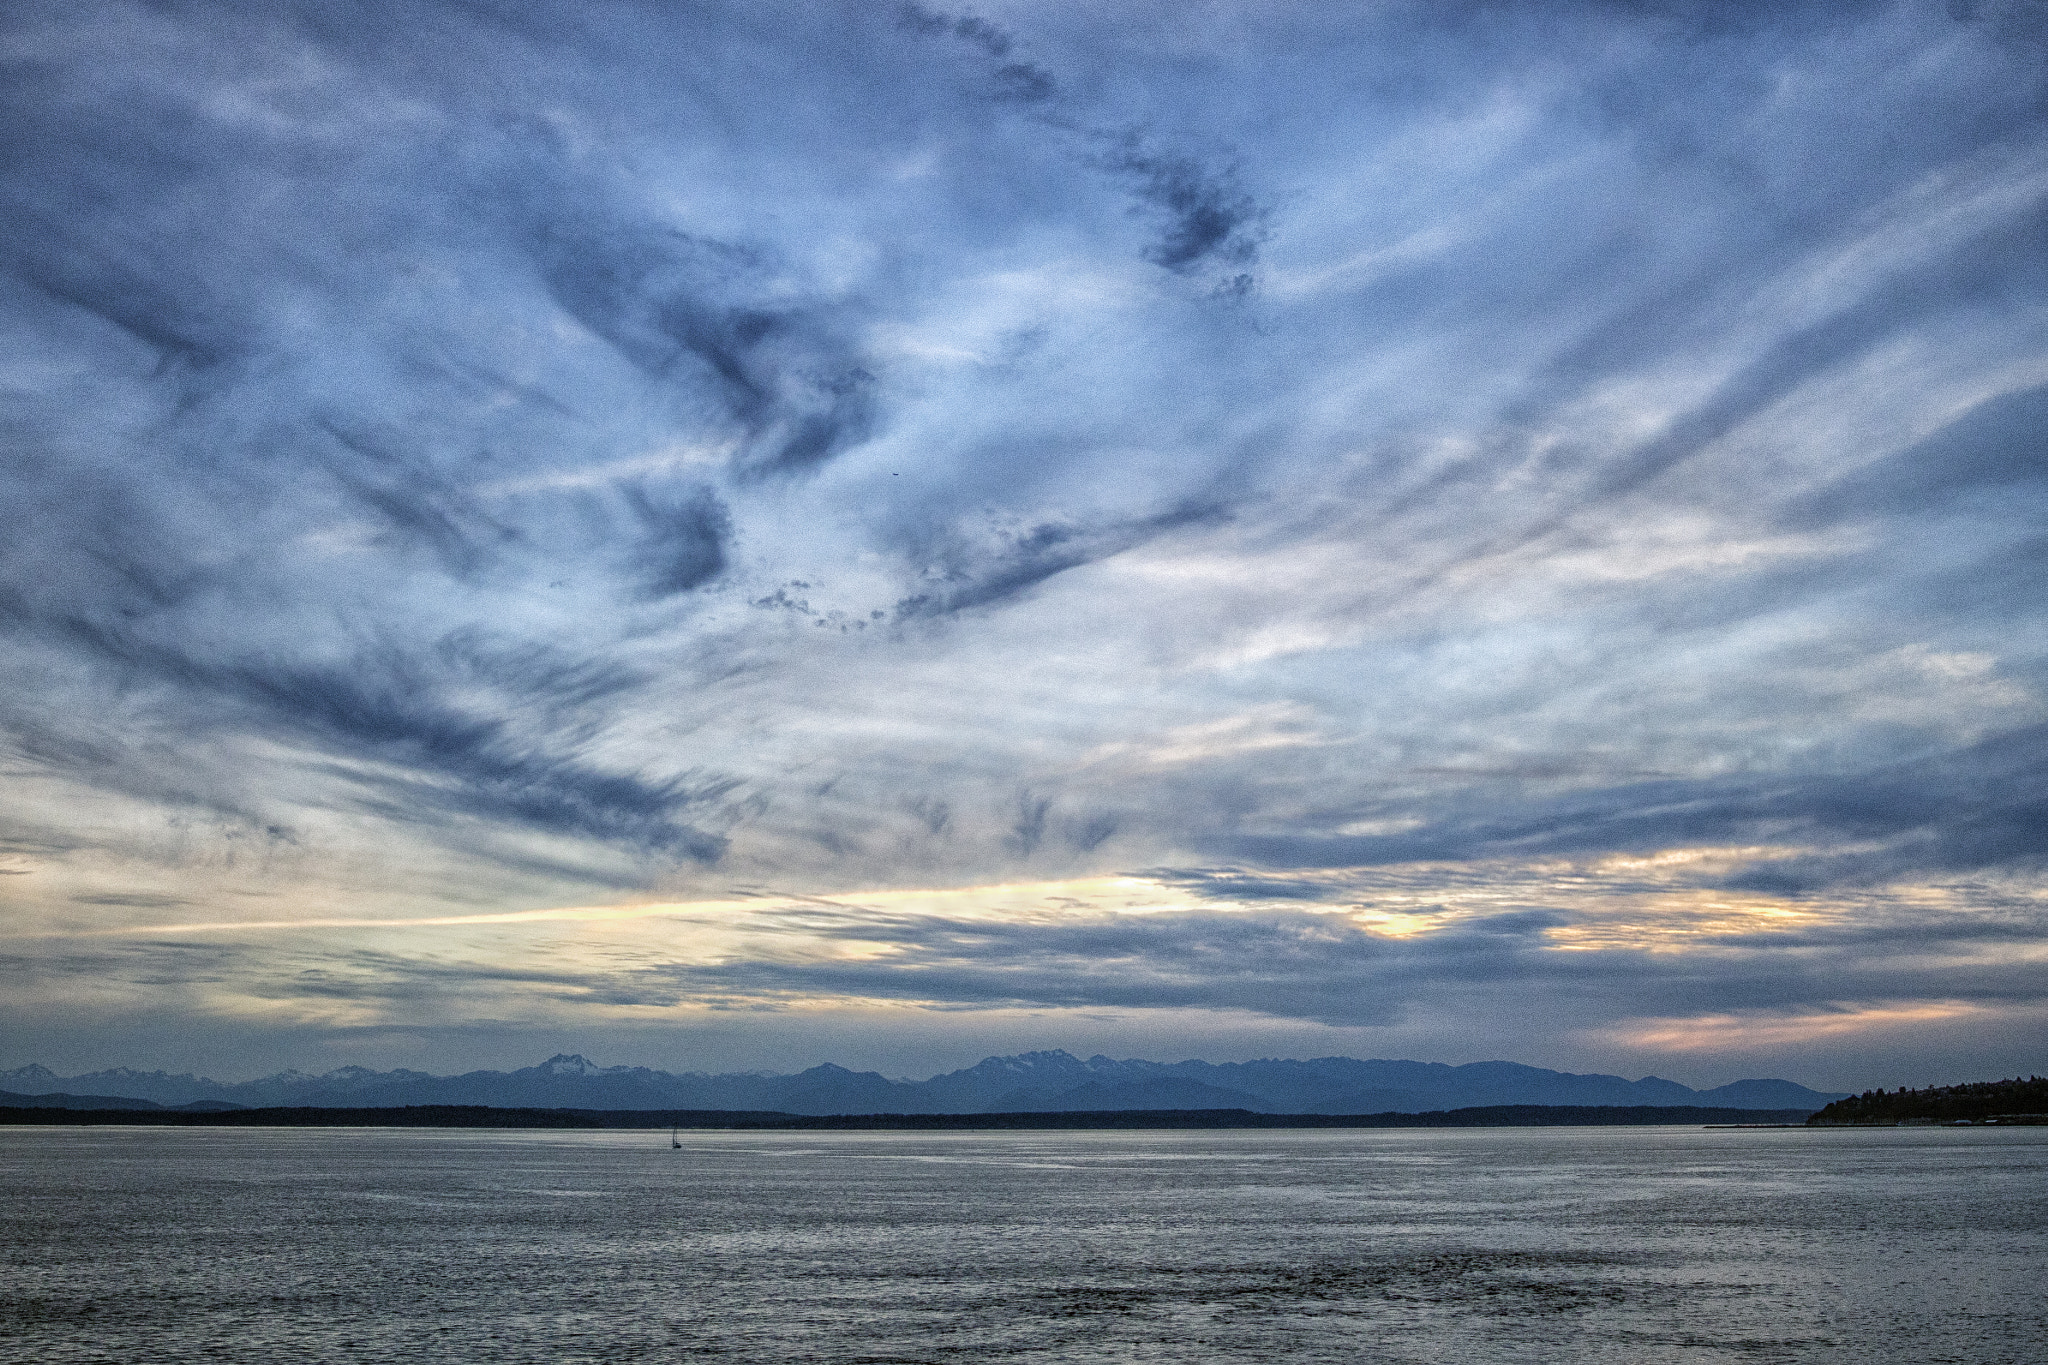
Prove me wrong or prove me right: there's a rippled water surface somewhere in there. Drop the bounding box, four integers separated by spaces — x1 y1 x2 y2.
3 1124 2044 1363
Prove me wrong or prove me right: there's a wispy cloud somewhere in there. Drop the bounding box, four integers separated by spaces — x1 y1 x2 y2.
2 0 2044 1085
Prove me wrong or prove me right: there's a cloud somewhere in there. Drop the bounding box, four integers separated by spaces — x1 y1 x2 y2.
31 884 2037 1043
894 501 1230 618
620 481 731 599
2 0 2045 1082
1094 136 1267 283
1209 720 2048 892
6 609 731 863
533 224 881 479
618 895 2048 1032
897 3 1266 285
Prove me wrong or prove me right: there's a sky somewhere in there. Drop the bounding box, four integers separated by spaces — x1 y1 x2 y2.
3 0 2045 1091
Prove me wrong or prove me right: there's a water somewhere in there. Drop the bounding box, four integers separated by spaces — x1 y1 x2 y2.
3 1124 2043 1364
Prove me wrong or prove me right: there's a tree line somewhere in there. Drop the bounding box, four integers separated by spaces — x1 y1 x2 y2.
1806 1075 2047 1125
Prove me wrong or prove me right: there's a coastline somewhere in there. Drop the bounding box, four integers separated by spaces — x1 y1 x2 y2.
0 1102 1822 1130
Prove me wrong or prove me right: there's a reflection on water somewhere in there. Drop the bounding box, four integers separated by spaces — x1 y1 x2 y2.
4 1125 2043 1363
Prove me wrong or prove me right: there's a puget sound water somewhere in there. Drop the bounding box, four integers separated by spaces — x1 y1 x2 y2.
3 1123 2043 1364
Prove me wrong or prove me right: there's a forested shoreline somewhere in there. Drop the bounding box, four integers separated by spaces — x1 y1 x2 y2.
1807 1077 2048 1125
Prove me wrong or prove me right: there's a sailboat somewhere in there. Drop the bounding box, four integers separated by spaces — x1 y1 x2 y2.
671 1125 682 1149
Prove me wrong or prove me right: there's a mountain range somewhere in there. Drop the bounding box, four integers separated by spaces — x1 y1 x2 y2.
0 1051 1847 1115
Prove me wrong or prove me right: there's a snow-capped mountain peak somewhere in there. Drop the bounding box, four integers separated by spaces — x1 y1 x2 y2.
537 1054 601 1076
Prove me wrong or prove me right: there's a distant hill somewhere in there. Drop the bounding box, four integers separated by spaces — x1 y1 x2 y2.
0 1089 244 1112
0 1050 1848 1115
1807 1076 2048 1125
0 1088 168 1110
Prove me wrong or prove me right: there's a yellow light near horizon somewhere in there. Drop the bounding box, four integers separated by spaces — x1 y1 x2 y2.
27 847 2019 986
1605 1002 1989 1052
